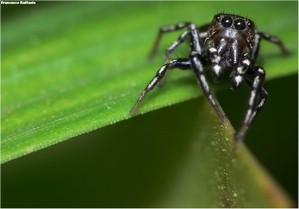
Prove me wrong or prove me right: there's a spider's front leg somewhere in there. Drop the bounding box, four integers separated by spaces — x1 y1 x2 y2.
235 66 268 141
190 53 226 123
130 58 191 114
188 24 226 122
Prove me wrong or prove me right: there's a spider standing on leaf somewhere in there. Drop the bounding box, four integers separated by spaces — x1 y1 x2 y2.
130 13 290 141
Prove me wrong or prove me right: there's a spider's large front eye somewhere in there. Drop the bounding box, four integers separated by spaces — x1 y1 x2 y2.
221 16 233 28
234 19 246 30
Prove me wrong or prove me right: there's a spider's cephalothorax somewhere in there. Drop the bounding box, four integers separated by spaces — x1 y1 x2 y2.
204 14 256 84
130 13 289 141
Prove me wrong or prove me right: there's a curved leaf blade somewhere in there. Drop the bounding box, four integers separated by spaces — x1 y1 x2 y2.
1 1 297 163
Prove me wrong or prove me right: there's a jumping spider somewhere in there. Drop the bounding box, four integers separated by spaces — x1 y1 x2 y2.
130 13 289 141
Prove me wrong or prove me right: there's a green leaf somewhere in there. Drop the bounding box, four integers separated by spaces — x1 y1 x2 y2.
1 1 297 167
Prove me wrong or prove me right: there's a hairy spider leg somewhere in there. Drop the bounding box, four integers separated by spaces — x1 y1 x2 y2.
148 22 192 60
190 54 227 123
130 59 191 114
235 67 267 141
235 30 289 140
252 32 290 61
164 30 190 63
188 24 227 123
164 24 209 63
148 22 207 87
157 30 190 87
148 22 209 59
259 32 291 55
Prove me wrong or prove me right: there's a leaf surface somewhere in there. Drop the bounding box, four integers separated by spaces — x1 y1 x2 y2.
2 2 297 164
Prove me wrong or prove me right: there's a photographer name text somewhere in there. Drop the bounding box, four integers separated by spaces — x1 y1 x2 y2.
1 1 36 4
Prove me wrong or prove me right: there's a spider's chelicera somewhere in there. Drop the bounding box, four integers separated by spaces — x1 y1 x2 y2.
130 13 289 141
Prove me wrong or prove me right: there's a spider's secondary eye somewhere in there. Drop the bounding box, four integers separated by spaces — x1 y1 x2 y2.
247 20 254 29
215 14 221 22
234 19 246 30
221 16 233 27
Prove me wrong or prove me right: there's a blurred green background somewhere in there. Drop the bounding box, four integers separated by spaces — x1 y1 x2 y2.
1 1 298 207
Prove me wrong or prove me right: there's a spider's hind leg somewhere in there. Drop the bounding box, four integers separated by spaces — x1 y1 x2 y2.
148 22 192 60
258 32 290 56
